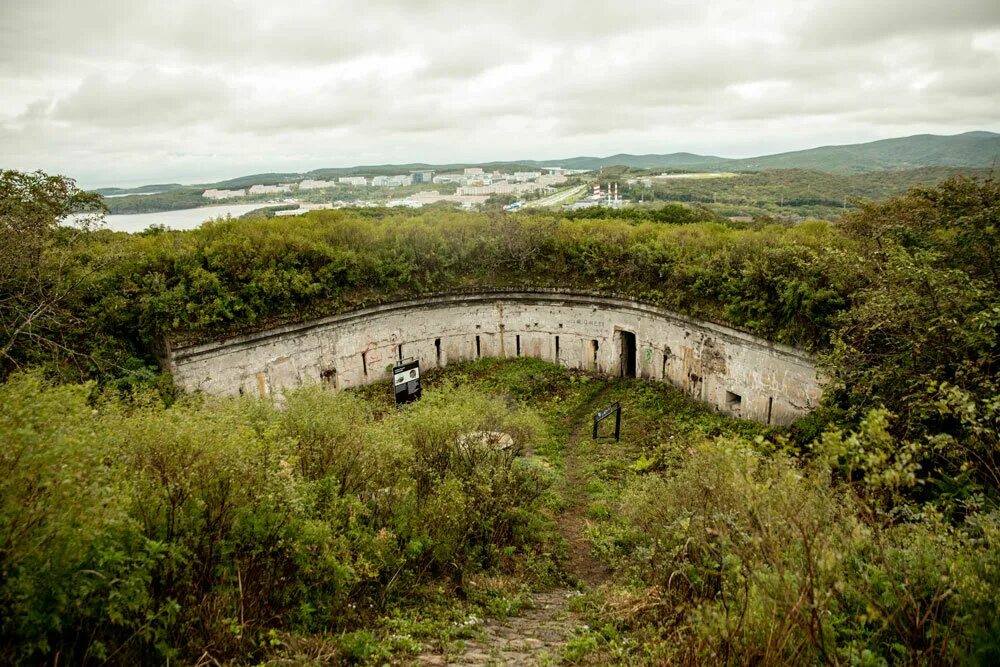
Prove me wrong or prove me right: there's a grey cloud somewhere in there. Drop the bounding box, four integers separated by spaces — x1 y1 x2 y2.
49 69 236 128
0 0 375 74
794 0 1000 48
1 0 998 186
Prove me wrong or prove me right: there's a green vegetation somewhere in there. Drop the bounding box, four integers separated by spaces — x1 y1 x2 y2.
0 366 563 664
102 188 212 214
239 204 301 220
609 166 994 220
93 184 185 196
4 195 863 381
2 168 999 664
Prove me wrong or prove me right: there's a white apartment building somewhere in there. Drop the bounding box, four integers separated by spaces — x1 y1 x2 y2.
371 175 413 187
299 179 337 190
202 188 246 200
537 173 568 187
456 181 542 196
337 176 369 187
248 184 292 195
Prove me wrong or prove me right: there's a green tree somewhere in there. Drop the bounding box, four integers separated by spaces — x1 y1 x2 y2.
0 170 105 377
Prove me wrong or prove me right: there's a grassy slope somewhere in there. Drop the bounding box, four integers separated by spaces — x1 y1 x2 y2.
350 357 760 664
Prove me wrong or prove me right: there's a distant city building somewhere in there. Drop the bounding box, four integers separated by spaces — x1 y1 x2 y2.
463 167 484 177
337 176 369 186
456 181 542 196
433 173 463 184
537 173 568 187
248 184 292 195
511 171 542 182
410 170 434 184
202 188 246 200
371 175 413 187
299 179 337 190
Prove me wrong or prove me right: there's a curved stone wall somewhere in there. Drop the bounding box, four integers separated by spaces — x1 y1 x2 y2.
165 290 822 425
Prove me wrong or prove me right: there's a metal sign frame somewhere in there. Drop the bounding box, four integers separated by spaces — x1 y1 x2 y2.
392 357 421 406
592 401 621 442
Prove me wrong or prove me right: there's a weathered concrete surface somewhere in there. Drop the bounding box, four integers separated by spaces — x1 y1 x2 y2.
414 589 583 665
165 290 822 424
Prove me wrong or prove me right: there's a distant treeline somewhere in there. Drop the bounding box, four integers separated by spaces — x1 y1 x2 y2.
102 188 209 213
617 166 993 218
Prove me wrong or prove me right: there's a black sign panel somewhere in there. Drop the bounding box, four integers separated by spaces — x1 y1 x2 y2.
593 401 621 442
392 358 421 406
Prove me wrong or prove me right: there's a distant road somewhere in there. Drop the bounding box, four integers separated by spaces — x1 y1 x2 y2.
526 184 586 208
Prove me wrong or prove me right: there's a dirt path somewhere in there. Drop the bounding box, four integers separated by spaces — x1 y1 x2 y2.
559 385 614 588
414 388 612 666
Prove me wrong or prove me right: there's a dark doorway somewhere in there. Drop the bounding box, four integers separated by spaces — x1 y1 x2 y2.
620 330 636 378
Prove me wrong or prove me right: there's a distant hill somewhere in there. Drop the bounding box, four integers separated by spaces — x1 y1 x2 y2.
732 131 1000 173
91 131 998 199
534 132 1000 173
93 183 185 196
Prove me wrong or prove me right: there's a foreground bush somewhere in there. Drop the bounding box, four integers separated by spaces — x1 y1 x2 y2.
0 373 553 664
593 436 1000 665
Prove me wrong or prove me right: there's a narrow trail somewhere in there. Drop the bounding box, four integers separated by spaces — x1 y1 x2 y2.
559 384 614 588
414 386 613 666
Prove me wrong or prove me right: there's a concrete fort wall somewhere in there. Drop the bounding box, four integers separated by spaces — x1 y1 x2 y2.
165 290 822 425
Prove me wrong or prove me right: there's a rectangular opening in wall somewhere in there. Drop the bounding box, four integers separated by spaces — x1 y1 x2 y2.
397 344 403 361
591 339 599 366
726 390 742 412
321 367 337 388
555 335 560 361
767 396 774 425
476 335 481 358
361 351 368 377
435 338 441 365
516 335 521 357
619 330 636 378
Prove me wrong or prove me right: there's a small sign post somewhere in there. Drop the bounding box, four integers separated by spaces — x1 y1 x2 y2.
593 401 621 442
392 358 421 406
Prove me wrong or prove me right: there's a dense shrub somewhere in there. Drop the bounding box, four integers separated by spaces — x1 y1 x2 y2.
4 199 867 382
0 375 552 664
594 437 1000 665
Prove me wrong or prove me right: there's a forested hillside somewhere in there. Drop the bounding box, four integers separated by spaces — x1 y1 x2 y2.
621 166 995 219
1 170 999 664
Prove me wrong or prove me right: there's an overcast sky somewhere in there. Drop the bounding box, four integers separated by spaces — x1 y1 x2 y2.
2 0 999 188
